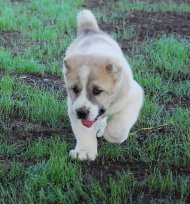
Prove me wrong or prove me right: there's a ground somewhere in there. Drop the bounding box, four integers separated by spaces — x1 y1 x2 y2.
0 0 190 203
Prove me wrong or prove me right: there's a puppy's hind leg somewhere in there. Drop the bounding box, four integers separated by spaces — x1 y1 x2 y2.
104 85 143 144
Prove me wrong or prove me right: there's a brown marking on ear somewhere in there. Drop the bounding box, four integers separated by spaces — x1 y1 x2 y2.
105 64 113 73
105 63 119 75
88 55 122 94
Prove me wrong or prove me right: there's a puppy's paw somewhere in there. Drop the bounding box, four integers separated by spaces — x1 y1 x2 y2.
95 117 107 138
69 149 97 161
104 129 125 144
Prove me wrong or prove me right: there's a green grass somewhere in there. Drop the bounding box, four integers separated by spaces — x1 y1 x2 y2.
0 48 46 74
142 36 190 80
0 0 190 203
0 75 68 128
0 0 79 75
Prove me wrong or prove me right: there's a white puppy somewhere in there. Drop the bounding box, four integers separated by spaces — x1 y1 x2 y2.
63 10 143 161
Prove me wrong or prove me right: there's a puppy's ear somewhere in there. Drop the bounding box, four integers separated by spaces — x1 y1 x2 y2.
63 54 84 72
105 63 121 80
105 64 117 73
63 57 70 70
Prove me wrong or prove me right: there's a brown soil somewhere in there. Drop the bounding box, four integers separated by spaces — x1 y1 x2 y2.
83 158 190 196
164 95 190 111
84 160 149 181
16 73 66 93
129 0 190 3
83 0 104 8
1 116 73 144
83 0 117 9
127 11 190 39
0 31 26 54
0 31 21 45
0 70 67 95
86 0 190 8
10 0 26 3
100 11 190 42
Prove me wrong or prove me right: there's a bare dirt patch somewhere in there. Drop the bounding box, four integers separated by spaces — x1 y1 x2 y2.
0 70 67 95
100 11 190 42
129 0 190 3
10 0 26 3
164 95 190 111
1 116 73 143
86 0 190 8
17 73 66 93
84 0 117 9
84 0 105 9
85 160 149 181
0 31 29 56
126 11 190 39
84 158 190 185
0 31 22 47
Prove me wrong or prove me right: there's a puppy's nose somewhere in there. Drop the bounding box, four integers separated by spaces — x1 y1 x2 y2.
76 107 89 119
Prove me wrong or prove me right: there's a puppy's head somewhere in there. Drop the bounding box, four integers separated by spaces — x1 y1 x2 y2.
63 54 122 127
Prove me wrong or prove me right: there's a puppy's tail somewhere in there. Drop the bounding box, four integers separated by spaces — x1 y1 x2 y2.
77 10 99 33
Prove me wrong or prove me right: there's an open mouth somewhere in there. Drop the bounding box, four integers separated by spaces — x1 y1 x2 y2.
81 108 106 128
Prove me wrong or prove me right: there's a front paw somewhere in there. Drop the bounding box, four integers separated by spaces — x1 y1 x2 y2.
104 128 125 144
69 149 97 161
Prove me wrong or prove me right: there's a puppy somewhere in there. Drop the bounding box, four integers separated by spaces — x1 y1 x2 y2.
63 10 143 161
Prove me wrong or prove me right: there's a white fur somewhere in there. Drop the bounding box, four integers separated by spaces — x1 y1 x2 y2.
68 98 106 161
104 81 143 143
77 10 99 33
71 66 99 120
64 10 144 161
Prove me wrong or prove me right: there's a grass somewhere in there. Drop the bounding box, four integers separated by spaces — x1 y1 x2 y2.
0 0 79 75
0 0 190 203
0 75 68 129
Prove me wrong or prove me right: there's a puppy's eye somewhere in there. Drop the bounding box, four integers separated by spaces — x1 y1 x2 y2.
72 86 79 94
92 87 103 96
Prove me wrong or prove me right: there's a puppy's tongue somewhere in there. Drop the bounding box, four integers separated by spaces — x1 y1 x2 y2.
81 120 94 128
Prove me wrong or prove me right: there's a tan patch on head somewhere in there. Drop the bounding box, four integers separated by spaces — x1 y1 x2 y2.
64 53 123 114
88 56 122 94
64 54 121 87
64 53 122 94
64 54 87 72
64 54 87 86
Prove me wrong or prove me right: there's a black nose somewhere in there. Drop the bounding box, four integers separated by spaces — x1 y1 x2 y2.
76 107 89 119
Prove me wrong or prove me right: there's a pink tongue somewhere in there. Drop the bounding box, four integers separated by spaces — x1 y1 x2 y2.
81 120 94 128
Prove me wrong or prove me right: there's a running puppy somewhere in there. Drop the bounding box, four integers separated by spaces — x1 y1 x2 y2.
63 10 143 161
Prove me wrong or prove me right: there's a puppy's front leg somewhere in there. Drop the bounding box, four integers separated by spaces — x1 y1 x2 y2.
104 86 143 144
104 104 140 144
69 114 97 161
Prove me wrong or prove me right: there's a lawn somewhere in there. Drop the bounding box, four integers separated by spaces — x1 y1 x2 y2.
0 0 190 203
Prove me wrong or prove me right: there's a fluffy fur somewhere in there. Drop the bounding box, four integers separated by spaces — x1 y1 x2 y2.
63 10 144 161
